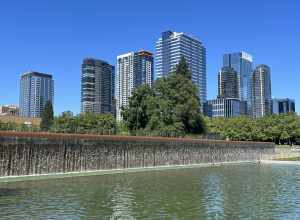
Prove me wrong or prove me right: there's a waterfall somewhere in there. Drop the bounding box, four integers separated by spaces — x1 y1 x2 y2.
0 135 275 177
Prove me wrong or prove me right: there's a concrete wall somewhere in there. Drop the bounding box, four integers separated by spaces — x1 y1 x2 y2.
0 133 275 177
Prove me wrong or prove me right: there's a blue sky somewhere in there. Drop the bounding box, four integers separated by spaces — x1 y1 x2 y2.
0 0 299 114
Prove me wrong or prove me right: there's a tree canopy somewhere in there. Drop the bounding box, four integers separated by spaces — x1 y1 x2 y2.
122 57 206 137
40 101 54 131
51 112 116 135
206 113 300 145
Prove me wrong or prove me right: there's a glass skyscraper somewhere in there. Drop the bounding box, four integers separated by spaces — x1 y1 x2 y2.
116 50 153 121
250 65 272 118
20 71 54 118
205 65 241 118
81 58 115 114
218 66 239 99
155 31 207 104
223 52 253 113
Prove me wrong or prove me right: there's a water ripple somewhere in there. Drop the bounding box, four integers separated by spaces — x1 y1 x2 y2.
0 164 300 219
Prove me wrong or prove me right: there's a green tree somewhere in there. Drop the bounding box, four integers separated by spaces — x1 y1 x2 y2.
52 112 116 135
206 113 300 144
40 101 54 131
122 57 206 137
122 84 154 132
174 56 192 79
52 111 76 133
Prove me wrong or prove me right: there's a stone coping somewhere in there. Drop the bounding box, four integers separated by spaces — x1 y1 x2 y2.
261 160 300 165
0 131 274 146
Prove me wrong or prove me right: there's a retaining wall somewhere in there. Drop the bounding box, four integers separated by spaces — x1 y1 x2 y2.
0 132 275 177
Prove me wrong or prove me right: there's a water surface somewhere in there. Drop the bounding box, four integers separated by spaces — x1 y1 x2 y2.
0 164 300 219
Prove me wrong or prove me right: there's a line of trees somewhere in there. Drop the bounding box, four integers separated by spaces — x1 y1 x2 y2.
51 111 116 135
206 113 300 145
0 102 117 135
2 111 299 145
0 121 39 132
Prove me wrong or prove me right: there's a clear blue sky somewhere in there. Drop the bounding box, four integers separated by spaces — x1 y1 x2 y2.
0 0 299 114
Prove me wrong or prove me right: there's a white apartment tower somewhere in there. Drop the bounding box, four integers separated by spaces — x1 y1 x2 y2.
116 51 153 121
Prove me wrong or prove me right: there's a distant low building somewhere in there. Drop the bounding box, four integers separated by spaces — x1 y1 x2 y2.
272 98 296 114
205 98 241 118
0 105 19 116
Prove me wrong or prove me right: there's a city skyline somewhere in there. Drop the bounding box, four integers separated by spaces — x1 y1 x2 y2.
0 0 299 114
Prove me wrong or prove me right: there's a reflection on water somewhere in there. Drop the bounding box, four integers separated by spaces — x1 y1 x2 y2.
0 164 300 220
110 184 135 219
203 174 224 219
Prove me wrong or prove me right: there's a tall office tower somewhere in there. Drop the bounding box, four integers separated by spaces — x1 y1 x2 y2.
272 98 296 115
155 31 207 104
116 50 154 121
250 65 272 118
81 58 115 114
218 66 239 99
20 71 54 118
223 52 253 113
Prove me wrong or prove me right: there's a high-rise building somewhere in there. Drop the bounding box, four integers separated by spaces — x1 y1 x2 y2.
155 31 207 104
272 98 296 115
134 51 154 87
81 58 115 114
250 65 272 118
116 50 153 121
223 52 253 113
20 71 54 118
218 66 239 99
205 98 241 118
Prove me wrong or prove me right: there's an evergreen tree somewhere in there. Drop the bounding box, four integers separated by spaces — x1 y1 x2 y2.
40 101 54 131
122 57 206 137
122 84 153 132
174 56 192 79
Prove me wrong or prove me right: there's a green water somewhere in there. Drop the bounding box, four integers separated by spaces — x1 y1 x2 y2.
0 164 300 219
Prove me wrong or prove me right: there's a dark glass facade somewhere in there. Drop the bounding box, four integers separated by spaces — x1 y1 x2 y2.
218 66 239 99
223 52 253 114
81 58 115 114
134 51 154 87
272 98 296 114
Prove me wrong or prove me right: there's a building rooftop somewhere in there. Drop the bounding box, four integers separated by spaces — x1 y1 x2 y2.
160 30 203 44
21 71 52 79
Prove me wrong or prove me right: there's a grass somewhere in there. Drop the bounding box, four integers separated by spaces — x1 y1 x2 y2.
274 157 300 161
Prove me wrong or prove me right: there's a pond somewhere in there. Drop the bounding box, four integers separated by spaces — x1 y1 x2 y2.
0 164 300 219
